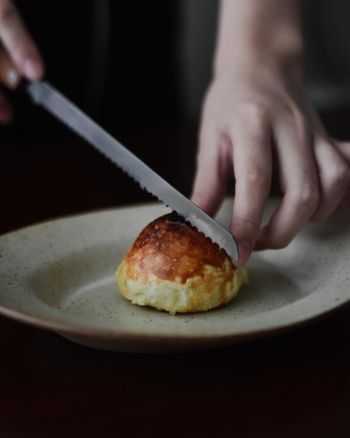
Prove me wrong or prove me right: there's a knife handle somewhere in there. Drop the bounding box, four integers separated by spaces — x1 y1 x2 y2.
0 45 21 90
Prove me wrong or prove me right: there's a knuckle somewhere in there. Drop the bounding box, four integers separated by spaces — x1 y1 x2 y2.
292 111 309 141
293 182 319 211
0 1 15 25
233 215 260 238
241 103 269 129
234 215 259 228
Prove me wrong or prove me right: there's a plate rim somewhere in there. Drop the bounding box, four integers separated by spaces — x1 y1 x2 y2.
0 289 349 345
1 201 350 346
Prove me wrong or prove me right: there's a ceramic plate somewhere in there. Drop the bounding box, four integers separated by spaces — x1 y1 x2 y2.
0 199 349 352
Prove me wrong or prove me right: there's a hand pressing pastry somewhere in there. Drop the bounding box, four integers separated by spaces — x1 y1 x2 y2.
115 213 248 314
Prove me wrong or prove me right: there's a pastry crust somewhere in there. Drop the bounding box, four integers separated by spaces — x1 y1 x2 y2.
115 213 248 314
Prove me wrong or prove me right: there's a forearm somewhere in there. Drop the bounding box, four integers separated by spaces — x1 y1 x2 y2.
214 0 303 76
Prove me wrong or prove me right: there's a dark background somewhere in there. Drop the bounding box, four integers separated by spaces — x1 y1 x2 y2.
12 0 180 130
1 0 198 234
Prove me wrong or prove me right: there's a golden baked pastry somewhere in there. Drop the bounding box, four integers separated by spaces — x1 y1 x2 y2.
115 213 248 314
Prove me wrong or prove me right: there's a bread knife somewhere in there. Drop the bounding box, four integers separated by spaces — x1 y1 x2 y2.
27 81 239 261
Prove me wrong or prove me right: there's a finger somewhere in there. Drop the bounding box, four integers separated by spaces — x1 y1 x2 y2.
0 88 12 123
0 44 19 88
312 138 350 220
257 116 319 249
0 0 44 80
191 126 232 216
231 118 272 266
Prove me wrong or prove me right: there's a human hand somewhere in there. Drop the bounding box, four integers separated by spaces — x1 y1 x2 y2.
0 0 44 123
192 63 350 266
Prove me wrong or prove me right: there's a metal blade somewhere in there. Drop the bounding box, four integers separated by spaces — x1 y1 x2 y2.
27 81 238 260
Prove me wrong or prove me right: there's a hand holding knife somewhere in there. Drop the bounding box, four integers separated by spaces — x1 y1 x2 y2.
0 39 239 262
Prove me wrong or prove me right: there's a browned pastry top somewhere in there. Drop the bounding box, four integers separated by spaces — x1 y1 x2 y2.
123 213 235 284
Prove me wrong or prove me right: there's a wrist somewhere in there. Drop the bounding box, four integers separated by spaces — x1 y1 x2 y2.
214 37 304 85
214 0 304 82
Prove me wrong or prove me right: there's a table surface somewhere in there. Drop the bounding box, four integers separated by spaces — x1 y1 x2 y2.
1 128 350 438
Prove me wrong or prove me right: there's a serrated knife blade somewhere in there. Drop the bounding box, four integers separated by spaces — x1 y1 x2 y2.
27 81 238 260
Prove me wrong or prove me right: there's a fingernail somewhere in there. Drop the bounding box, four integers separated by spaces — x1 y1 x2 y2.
6 68 20 88
23 59 41 80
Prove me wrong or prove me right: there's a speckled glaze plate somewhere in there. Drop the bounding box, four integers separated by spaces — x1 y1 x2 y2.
0 199 349 352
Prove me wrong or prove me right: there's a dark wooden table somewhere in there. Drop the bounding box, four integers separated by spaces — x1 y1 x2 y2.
1 127 350 438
